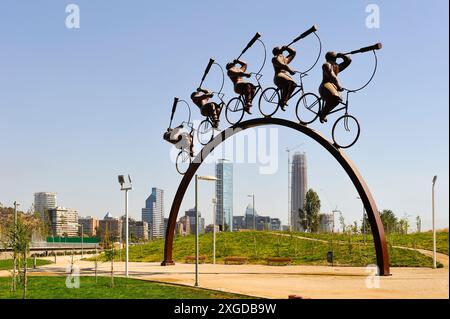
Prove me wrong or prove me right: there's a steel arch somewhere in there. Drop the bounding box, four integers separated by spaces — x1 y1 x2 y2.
162 117 390 276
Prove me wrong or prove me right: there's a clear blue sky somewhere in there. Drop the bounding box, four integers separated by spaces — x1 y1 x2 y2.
0 1 448 231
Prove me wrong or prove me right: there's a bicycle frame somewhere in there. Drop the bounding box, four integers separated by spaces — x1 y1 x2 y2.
285 72 308 102
328 90 350 116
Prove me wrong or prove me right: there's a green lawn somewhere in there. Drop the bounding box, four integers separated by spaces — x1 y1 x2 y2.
0 258 52 271
93 231 439 268
0 276 250 299
290 231 449 255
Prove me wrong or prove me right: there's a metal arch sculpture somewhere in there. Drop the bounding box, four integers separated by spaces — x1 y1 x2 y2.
162 117 390 276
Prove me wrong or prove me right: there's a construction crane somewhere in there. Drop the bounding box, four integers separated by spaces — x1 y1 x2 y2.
286 143 305 231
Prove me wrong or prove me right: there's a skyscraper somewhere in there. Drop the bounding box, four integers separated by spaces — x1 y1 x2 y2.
291 152 307 232
141 187 165 239
215 159 233 232
34 192 57 221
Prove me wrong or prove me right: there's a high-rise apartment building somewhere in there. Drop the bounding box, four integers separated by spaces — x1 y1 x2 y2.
78 216 99 237
98 212 122 241
142 188 165 239
47 207 79 237
215 159 233 232
291 152 308 232
34 192 57 221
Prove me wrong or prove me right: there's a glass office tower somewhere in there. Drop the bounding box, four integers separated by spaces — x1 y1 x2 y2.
215 159 233 232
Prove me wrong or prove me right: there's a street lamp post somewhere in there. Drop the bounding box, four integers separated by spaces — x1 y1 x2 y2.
13 201 19 290
195 175 218 287
118 174 132 277
212 197 217 265
432 175 437 269
247 194 255 230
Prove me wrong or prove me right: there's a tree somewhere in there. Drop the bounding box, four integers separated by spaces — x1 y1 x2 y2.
7 215 32 299
379 210 397 234
101 223 115 288
298 189 321 233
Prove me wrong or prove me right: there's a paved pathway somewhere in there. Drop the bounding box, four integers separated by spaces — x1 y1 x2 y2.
2 253 446 299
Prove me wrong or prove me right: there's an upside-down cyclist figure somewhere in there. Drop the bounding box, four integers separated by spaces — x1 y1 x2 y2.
272 46 297 110
318 51 352 123
190 88 221 129
226 59 256 114
163 124 194 157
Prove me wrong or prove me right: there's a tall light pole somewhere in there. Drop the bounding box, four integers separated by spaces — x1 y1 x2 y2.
195 175 218 287
118 174 132 277
432 175 437 269
248 194 255 230
13 201 19 291
212 197 217 265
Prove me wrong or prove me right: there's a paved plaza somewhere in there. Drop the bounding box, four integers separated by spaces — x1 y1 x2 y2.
1 251 447 299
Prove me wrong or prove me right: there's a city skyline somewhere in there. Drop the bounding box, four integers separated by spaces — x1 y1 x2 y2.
0 1 448 232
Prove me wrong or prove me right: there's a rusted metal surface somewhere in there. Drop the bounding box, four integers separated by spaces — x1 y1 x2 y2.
162 117 390 275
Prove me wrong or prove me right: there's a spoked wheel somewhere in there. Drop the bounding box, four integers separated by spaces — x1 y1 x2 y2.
175 150 191 175
225 97 245 125
258 87 280 117
296 92 321 125
332 114 360 149
197 119 214 146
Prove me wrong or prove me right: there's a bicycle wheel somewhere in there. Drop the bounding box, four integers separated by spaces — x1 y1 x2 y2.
225 97 245 125
258 87 280 117
197 119 214 146
175 150 191 175
332 114 360 149
296 92 321 125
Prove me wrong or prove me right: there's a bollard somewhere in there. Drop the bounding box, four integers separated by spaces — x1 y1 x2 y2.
33 255 37 269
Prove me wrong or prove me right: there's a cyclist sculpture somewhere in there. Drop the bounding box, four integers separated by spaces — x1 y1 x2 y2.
318 52 352 123
296 42 383 148
259 25 321 118
165 31 383 177
163 97 195 175
225 32 267 125
191 58 222 130
272 46 297 109
191 87 220 129
226 59 256 114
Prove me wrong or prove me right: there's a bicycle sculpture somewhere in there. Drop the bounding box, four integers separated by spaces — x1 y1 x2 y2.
296 43 382 148
193 58 227 146
163 97 195 175
259 25 322 118
165 27 383 175
225 32 267 125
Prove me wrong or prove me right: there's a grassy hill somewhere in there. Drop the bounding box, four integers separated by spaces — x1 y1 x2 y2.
95 231 441 268
292 231 449 255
